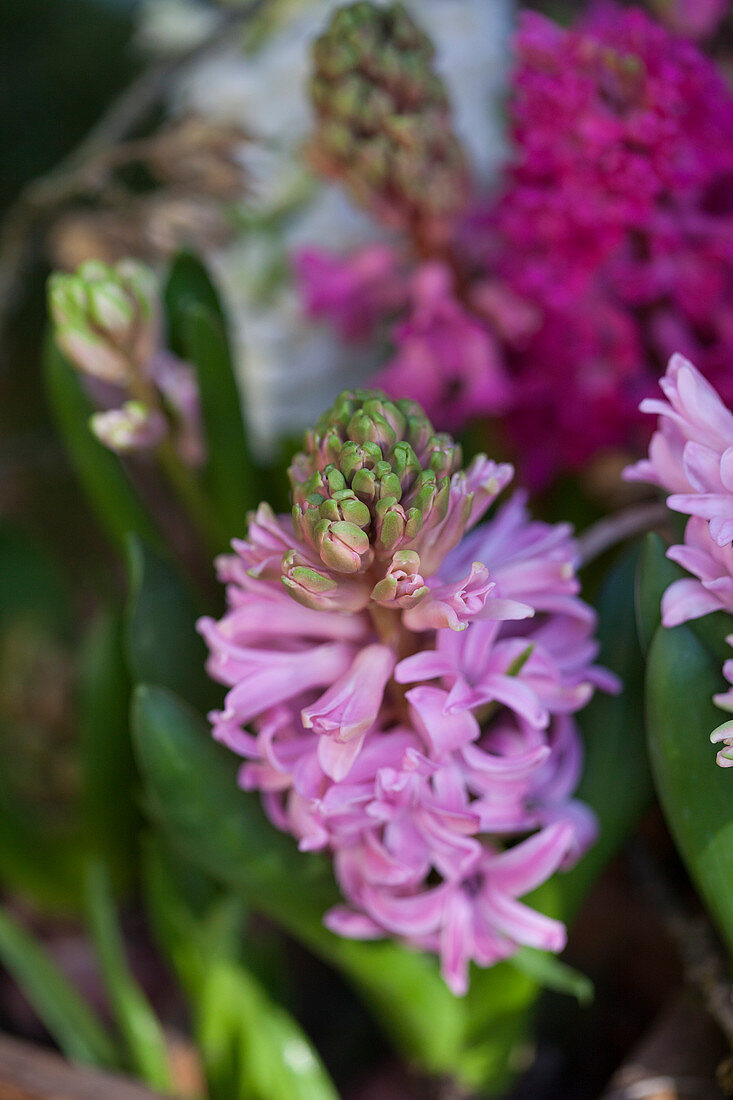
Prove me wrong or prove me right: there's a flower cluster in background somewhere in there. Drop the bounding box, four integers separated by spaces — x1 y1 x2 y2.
200 392 615 993
297 3 733 486
626 353 733 767
135 0 515 456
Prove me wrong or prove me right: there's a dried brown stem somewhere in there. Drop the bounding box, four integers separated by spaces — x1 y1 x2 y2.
0 0 266 350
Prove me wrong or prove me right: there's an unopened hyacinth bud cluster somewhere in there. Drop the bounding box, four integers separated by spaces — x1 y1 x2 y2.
49 259 203 466
200 391 616 994
308 2 469 244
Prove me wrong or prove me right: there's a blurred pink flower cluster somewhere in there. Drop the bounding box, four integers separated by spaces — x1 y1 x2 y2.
200 392 615 993
297 4 733 486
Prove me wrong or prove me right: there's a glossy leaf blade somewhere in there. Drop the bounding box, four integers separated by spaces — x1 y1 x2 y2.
560 545 652 916
80 610 137 883
646 624 733 953
164 249 226 357
181 303 257 542
125 537 218 716
198 961 340 1100
0 907 119 1068
84 860 173 1091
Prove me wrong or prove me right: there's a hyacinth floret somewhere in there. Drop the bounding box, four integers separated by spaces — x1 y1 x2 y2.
200 391 616 994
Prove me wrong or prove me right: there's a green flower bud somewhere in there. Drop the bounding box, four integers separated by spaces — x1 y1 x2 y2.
48 258 158 384
316 519 373 574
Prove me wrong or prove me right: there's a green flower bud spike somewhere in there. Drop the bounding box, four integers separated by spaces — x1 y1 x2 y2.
288 389 464 577
308 2 470 245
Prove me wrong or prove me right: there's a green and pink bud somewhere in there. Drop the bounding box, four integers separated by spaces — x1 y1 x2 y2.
49 259 158 384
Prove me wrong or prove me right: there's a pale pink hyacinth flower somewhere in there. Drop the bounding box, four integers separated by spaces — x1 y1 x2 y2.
199 391 615 993
625 353 733 547
628 354 733 766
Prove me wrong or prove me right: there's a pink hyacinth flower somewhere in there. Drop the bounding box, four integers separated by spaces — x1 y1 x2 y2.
200 391 614 991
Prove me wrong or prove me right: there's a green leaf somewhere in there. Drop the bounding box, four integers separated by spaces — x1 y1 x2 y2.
84 859 173 1091
79 610 137 883
510 948 593 1006
141 835 245 1000
646 624 733 953
198 961 340 1100
43 339 162 553
560 544 653 916
181 302 257 541
131 684 534 1092
636 532 683 655
0 906 119 1068
164 249 226 358
125 537 218 715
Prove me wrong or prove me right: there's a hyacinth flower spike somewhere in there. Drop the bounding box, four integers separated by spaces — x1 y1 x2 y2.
49 258 204 467
629 353 733 767
200 390 615 993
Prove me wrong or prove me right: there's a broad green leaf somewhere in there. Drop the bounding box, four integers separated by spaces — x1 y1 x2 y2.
141 835 246 1000
125 537 218 715
510 948 593 1006
560 544 652 916
131 685 532 1092
43 339 162 553
636 532 683 655
181 303 257 542
164 249 226 358
0 906 119 1068
646 624 733 953
142 839 337 1100
79 610 137 883
84 860 173 1091
198 961 340 1100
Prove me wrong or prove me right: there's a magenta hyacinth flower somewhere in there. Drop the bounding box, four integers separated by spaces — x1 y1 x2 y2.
199 392 616 993
375 263 511 432
628 354 733 766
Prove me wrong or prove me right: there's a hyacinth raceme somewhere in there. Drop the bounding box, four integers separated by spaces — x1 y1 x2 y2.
626 354 733 767
460 3 733 483
297 3 733 486
49 259 204 466
308 2 470 246
199 391 616 994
